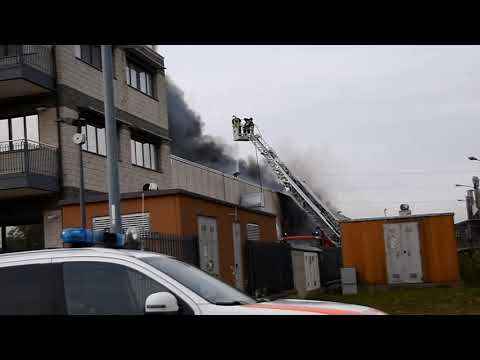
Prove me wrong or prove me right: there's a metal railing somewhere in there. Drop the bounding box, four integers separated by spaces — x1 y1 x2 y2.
0 45 54 76
141 232 199 266
0 140 58 177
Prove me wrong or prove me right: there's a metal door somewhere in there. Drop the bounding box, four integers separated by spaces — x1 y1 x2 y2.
384 222 423 284
232 222 244 290
197 217 219 277
304 252 320 291
400 222 423 283
384 223 404 284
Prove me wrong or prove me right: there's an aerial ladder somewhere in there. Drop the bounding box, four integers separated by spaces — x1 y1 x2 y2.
232 116 342 246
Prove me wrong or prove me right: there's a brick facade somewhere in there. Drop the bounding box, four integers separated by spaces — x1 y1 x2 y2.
54 45 168 130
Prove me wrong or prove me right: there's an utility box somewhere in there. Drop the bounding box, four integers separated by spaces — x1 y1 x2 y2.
291 245 322 298
340 213 460 286
341 267 358 295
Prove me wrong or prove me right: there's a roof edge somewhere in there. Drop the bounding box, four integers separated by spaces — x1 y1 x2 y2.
341 212 455 223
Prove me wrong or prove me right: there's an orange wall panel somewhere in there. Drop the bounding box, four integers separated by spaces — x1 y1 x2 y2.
341 222 388 284
419 216 459 282
177 195 278 286
62 195 182 234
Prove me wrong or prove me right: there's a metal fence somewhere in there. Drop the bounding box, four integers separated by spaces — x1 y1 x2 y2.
318 247 342 285
0 45 54 76
141 232 199 266
246 240 294 297
0 140 58 177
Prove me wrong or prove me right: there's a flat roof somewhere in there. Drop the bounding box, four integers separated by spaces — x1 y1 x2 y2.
455 219 480 226
340 212 454 223
59 188 276 218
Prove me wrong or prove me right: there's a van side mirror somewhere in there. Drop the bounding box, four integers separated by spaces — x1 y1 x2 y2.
145 292 179 315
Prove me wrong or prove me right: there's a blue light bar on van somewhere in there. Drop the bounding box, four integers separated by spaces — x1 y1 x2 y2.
61 228 125 248
61 228 95 245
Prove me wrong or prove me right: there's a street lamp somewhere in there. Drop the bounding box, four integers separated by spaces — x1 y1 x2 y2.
141 183 159 227
468 156 480 161
72 132 87 230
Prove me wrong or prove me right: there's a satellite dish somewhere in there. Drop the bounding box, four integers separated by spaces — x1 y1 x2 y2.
72 133 86 145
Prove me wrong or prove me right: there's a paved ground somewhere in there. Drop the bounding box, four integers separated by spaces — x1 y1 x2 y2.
302 283 480 314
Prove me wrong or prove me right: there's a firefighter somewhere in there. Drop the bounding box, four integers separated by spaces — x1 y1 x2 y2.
243 117 254 136
232 116 242 137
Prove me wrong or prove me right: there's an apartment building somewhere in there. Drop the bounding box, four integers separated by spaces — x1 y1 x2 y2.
0 45 172 251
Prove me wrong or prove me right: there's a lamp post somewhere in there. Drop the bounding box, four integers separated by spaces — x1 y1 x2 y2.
101 45 122 235
142 183 159 217
468 156 480 161
72 132 87 230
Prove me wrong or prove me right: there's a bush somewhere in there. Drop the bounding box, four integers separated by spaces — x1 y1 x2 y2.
460 250 480 286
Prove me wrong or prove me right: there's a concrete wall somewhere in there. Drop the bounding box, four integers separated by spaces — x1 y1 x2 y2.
55 45 168 130
38 107 58 147
171 155 281 215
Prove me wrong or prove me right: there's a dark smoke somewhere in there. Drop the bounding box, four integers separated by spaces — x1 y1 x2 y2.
279 193 317 235
166 77 341 235
167 77 281 190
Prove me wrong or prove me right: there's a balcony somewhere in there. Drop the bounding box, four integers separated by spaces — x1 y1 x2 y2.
0 45 55 99
0 140 59 199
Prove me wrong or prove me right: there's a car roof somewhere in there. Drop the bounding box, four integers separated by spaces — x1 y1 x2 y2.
0 247 169 263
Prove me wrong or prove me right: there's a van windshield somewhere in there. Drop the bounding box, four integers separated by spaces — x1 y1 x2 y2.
141 256 256 305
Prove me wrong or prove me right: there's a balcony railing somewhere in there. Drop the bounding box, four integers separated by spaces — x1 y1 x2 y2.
0 140 58 178
0 45 54 77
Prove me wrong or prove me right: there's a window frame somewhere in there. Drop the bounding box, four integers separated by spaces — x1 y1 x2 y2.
52 257 198 315
76 45 103 71
125 57 155 98
130 135 160 171
79 122 107 157
0 113 40 152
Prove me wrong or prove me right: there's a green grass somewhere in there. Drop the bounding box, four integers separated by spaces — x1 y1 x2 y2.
300 283 480 315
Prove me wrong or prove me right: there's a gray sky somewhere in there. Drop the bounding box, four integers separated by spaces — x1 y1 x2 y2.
160 45 480 221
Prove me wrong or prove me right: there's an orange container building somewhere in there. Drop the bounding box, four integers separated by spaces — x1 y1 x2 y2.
61 189 278 288
340 213 460 286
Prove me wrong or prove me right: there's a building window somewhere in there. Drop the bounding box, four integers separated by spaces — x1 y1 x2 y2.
80 123 106 156
75 45 102 70
0 114 39 152
130 138 158 170
126 59 153 96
